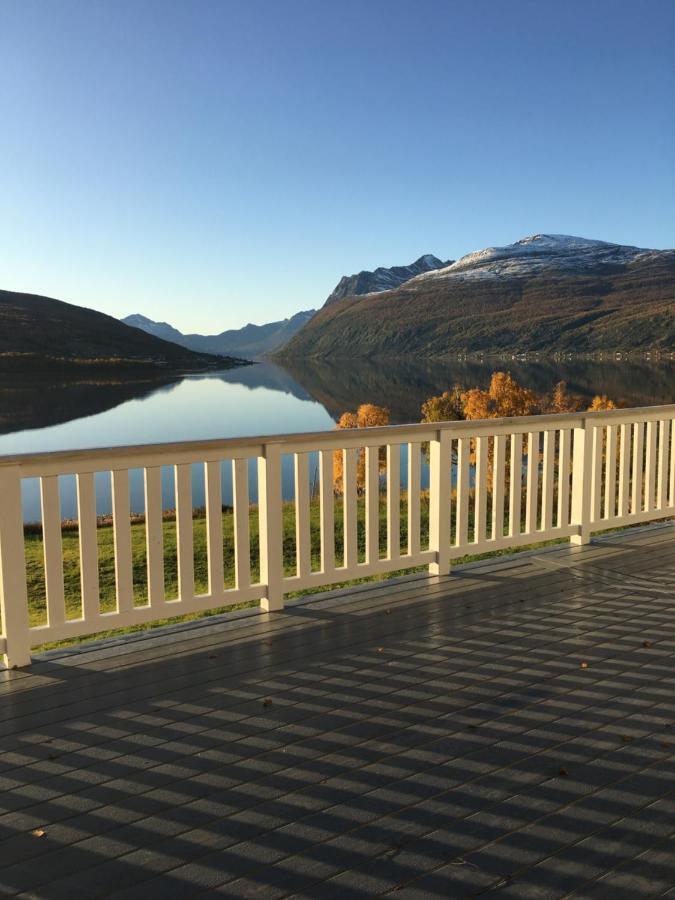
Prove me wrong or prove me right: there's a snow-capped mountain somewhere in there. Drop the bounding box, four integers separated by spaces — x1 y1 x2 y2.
280 234 675 358
324 254 452 306
416 234 661 282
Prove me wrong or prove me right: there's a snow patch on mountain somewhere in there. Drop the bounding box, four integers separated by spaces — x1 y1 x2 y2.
412 234 658 283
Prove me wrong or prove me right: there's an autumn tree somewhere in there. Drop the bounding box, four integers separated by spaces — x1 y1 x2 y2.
333 403 390 494
587 395 617 411
461 371 539 421
546 381 584 414
420 387 464 425
417 372 620 519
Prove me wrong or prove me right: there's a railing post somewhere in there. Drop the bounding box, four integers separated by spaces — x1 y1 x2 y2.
429 430 451 576
0 466 31 668
570 416 592 546
258 443 284 612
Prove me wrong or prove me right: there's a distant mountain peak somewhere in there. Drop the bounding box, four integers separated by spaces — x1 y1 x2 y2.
417 253 445 266
323 254 452 306
122 308 316 359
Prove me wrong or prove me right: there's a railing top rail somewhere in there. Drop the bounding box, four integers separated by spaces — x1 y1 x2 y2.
1 403 674 474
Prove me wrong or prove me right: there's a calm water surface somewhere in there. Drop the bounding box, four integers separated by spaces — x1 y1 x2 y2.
1 358 673 521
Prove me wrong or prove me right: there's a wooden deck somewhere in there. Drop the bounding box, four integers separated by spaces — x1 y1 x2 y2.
1 524 675 898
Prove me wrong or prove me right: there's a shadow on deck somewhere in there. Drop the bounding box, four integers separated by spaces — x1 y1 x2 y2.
1 524 675 898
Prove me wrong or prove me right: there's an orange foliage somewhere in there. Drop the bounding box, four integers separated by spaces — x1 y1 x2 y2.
420 388 463 424
461 371 539 421
420 373 618 483
546 381 584 414
421 374 619 425
333 403 390 493
587 395 618 411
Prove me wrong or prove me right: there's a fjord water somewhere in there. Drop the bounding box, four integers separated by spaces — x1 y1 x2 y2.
1 358 673 521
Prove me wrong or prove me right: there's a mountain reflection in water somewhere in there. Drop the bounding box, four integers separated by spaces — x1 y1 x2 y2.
282 357 675 424
0 357 672 521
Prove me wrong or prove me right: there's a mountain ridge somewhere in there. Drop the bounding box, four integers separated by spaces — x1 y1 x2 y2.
123 253 451 358
122 309 316 359
323 253 451 306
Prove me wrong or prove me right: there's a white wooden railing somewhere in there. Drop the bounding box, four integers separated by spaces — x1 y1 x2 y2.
1 404 674 667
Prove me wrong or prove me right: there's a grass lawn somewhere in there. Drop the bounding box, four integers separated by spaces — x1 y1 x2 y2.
23 494 570 650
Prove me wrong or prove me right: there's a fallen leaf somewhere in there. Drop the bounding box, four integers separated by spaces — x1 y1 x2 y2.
580 661 589 669
375 647 384 653
450 858 480 870
558 767 569 777
385 609 392 615
643 640 653 648
31 829 45 838
262 697 273 708
622 735 633 743
660 741 672 749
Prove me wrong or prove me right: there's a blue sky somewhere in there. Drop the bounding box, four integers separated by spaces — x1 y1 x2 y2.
2 0 673 332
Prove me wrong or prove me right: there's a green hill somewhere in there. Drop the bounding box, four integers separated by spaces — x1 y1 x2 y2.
0 289 245 373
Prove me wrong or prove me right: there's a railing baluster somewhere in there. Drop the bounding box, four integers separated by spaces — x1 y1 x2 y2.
365 445 379 565
294 452 311 579
77 472 100 621
670 420 675 507
144 466 165 607
0 466 31 668
40 475 65 627
429 431 451 575
509 433 523 536
319 449 335 574
557 429 571 528
111 469 133 614
407 441 421 557
525 432 539 534
232 458 251 590
657 420 669 510
258 444 283 611
631 422 644 514
456 436 470 548
590 426 603 524
175 464 195 602
387 444 401 561
618 423 631 518
474 435 488 543
604 425 617 519
342 448 358 571
492 434 506 540
645 420 657 512
571 419 592 545
540 431 555 532
205 461 224 596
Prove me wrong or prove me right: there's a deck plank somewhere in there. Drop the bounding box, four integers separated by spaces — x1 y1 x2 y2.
0 524 674 897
